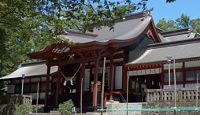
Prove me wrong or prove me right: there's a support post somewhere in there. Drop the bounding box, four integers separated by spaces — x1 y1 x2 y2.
196 73 199 107
21 74 25 95
173 58 177 115
93 58 99 108
126 73 129 115
55 66 61 107
80 63 85 114
45 63 51 110
167 57 172 88
109 57 114 100
101 57 106 114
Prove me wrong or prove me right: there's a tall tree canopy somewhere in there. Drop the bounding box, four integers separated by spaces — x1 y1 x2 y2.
157 14 200 33
0 0 149 77
0 0 177 79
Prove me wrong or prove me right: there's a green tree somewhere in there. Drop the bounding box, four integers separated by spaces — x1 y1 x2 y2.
156 18 178 31
190 18 200 33
157 14 200 33
176 14 190 29
0 0 177 80
0 0 148 80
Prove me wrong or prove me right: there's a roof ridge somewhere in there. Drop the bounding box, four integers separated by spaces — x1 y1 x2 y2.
21 60 46 67
160 28 191 37
147 37 200 49
115 9 153 22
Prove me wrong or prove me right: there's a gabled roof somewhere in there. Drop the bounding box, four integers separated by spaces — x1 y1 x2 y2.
29 11 161 60
59 11 160 44
126 38 200 66
0 61 58 81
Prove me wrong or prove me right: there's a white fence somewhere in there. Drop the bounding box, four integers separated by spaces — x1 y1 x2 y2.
23 95 32 104
147 89 200 102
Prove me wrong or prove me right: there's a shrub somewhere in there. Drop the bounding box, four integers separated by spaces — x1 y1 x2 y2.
15 103 32 115
58 100 74 115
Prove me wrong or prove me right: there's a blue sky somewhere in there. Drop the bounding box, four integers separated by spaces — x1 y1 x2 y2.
145 0 200 24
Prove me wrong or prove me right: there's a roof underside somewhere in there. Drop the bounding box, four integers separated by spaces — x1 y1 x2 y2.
127 38 200 66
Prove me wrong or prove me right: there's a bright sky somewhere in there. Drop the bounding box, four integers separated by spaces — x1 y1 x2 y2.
146 0 200 24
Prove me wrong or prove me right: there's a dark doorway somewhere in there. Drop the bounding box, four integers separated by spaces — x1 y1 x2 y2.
128 74 161 102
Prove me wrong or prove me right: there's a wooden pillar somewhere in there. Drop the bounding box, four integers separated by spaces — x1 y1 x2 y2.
183 62 186 88
160 65 164 89
109 57 114 100
93 58 99 107
123 67 128 93
45 63 51 109
80 63 85 114
123 66 128 93
55 66 61 107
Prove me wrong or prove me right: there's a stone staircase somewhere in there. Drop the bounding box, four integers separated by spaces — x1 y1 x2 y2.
30 112 101 115
106 102 145 115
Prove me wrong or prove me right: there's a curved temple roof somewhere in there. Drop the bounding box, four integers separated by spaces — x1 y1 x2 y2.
0 62 58 81
29 11 160 59
59 11 159 45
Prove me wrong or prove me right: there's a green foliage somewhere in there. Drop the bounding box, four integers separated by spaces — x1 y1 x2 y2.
176 14 190 29
0 0 142 88
156 18 178 31
157 14 200 33
15 103 33 115
190 18 200 33
0 94 23 115
58 100 74 115
0 0 176 88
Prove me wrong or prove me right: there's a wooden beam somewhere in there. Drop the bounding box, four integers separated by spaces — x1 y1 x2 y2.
52 57 96 66
127 64 162 71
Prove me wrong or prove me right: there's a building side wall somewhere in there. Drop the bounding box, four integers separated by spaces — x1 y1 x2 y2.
128 36 154 62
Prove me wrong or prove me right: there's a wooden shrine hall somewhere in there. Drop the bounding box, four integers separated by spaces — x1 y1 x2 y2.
1 11 162 112
28 11 161 111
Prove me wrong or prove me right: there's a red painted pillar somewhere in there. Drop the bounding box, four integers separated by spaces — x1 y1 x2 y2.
45 63 51 109
109 57 114 100
55 66 61 107
123 67 130 92
123 66 128 93
93 58 99 107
